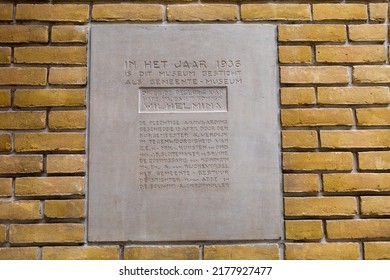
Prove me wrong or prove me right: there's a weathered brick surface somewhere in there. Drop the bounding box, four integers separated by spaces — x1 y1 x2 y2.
280 87 315 105
242 4 310 21
317 87 390 105
0 68 47 86
316 45 385 64
168 5 237 22
14 89 85 108
0 48 11 64
313 4 367 21
356 108 390 126
281 108 353 126
0 26 48 43
359 152 390 170
44 199 85 219
283 152 352 171
0 155 43 174
0 4 13 21
46 155 85 174
15 177 85 196
16 4 89 22
278 25 346 42
43 246 119 260
49 110 86 130
204 245 279 260
0 225 5 243
15 133 85 152
323 174 390 192
282 130 318 149
0 201 41 220
369 3 388 21
10 224 84 244
285 243 359 260
349 24 386 42
49 67 87 85
364 242 390 260
285 197 357 217
353 66 390 84
279 46 312 64
0 112 46 130
283 174 319 193
92 4 163 22
15 47 87 65
125 246 200 260
361 197 390 216
280 66 349 84
321 130 390 149
0 90 11 107
0 248 39 260
51 26 88 43
285 220 323 240
0 178 12 197
0 134 11 152
327 220 390 239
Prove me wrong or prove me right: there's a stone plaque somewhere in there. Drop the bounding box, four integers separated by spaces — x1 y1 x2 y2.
89 24 281 241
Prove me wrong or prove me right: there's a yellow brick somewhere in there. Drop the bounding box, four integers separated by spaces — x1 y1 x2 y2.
323 173 390 192
313 4 367 21
321 130 390 149
285 197 357 217
46 155 85 174
281 108 353 126
0 155 43 174
316 45 385 64
282 130 318 148
168 5 237 22
0 68 47 86
43 246 119 260
14 89 85 108
92 4 162 22
283 174 319 193
15 46 86 65
0 90 10 107
280 66 349 84
359 152 390 170
361 196 390 216
0 47 11 64
353 66 390 83
280 87 315 105
0 4 13 21
51 25 88 43
15 133 85 152
0 225 5 243
278 24 346 42
327 219 390 239
16 4 89 22
125 246 200 260
365 242 390 260
45 199 85 219
285 243 359 260
0 178 12 197
204 245 279 260
0 26 48 43
357 108 390 126
0 134 11 152
49 110 86 130
349 24 386 42
0 248 38 260
0 111 46 130
15 177 84 197
283 152 353 171
241 4 310 21
0 201 41 220
285 220 323 240
10 224 84 244
279 46 312 64
49 67 87 85
317 87 390 105
369 4 388 21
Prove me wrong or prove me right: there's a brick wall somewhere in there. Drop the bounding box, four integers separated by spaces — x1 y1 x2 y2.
0 1 389 260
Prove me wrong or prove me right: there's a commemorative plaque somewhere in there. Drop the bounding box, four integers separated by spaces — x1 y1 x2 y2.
89 25 281 241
